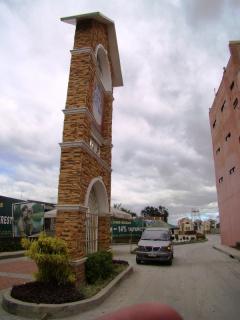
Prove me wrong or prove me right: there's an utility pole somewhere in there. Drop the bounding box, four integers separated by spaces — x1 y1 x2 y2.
191 208 201 221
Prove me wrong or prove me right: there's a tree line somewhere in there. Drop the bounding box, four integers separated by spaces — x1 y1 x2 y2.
113 204 169 222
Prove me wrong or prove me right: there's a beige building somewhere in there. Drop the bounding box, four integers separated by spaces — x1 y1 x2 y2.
178 217 194 233
202 220 211 233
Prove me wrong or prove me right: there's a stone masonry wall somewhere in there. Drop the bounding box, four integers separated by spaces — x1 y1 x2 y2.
63 113 91 143
56 210 86 259
65 53 93 108
98 215 111 251
101 94 113 167
57 18 113 274
71 262 85 285
58 148 111 205
74 20 108 54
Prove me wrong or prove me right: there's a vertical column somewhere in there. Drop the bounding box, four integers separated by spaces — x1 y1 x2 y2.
98 215 111 251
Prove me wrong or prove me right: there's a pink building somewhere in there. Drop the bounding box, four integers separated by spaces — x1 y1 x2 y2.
209 41 240 246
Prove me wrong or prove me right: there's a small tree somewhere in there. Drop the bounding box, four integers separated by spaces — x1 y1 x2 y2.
141 205 169 222
158 206 169 222
22 233 75 286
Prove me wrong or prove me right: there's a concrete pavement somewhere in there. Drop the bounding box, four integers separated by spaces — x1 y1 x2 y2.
67 235 240 320
1 235 240 320
0 257 36 291
0 251 25 261
213 242 240 261
0 257 36 320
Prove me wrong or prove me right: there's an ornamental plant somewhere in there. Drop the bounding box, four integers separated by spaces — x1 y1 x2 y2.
21 233 75 285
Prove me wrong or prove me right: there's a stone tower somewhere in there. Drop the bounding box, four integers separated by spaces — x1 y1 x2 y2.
56 12 123 281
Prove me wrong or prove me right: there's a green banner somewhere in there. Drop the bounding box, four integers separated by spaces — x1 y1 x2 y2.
0 197 21 237
111 219 146 238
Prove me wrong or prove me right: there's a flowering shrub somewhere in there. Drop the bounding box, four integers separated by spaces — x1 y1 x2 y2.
22 233 75 285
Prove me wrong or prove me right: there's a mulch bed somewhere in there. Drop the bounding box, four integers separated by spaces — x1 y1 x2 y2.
11 281 84 304
11 261 128 304
112 259 129 265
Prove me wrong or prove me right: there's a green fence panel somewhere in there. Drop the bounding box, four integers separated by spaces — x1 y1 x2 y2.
111 219 146 239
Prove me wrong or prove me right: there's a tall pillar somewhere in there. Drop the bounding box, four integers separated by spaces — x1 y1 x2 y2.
56 12 123 282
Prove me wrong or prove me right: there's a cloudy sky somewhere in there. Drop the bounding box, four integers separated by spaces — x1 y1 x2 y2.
1 0 240 223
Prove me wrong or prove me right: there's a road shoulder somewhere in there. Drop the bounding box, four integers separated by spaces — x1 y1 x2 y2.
213 244 240 261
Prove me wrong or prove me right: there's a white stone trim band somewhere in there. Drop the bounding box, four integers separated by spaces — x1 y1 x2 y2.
63 106 95 122
57 204 88 212
70 257 87 266
59 140 111 172
70 47 93 55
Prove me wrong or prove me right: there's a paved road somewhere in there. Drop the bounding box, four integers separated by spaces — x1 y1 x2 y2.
69 235 240 320
1 235 240 320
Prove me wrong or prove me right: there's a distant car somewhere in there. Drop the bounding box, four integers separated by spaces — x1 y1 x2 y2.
136 227 174 265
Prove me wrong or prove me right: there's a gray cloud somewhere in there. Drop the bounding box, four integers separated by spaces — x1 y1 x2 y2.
183 0 226 26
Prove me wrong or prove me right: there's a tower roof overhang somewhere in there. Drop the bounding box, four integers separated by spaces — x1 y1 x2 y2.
61 12 123 88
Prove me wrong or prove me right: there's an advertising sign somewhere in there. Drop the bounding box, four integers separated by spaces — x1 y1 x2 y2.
0 212 13 237
112 219 146 238
13 202 45 237
0 197 18 237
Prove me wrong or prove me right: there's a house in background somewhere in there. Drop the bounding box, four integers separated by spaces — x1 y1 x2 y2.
178 217 194 233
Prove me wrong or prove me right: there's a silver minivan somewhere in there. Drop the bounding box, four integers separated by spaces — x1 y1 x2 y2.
136 227 174 265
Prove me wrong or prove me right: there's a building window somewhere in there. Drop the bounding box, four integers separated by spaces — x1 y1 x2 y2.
213 120 216 128
233 98 238 109
221 101 226 112
230 81 234 90
219 177 223 183
229 167 235 175
225 132 231 141
216 147 220 154
89 138 100 156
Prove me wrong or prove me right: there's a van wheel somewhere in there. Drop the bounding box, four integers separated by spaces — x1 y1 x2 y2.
136 258 141 264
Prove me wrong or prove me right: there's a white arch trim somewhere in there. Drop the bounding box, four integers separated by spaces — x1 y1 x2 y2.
84 176 109 215
95 44 112 92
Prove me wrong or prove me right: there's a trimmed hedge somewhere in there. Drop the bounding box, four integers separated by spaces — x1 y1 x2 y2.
85 251 114 284
0 237 23 252
112 236 141 244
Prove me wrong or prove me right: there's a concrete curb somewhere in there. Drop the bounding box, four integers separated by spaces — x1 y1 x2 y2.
0 251 25 260
2 264 133 319
213 245 240 262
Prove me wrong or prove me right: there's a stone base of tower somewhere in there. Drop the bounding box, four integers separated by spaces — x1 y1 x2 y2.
56 208 111 284
56 207 87 284
98 215 111 251
70 259 86 285
56 208 86 260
